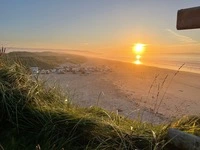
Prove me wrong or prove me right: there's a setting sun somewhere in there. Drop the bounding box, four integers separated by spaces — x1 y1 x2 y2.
132 43 145 65
133 43 145 54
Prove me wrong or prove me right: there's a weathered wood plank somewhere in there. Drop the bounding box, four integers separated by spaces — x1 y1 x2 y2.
167 128 200 150
177 6 200 30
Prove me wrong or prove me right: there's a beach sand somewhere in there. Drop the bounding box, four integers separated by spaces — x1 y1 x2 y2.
41 55 200 123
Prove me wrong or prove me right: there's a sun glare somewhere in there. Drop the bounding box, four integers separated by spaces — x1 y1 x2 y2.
133 55 142 65
133 59 142 65
133 43 145 54
132 43 145 65
136 55 141 59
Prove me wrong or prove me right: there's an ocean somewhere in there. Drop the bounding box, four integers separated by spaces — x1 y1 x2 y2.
105 52 200 74
142 53 200 74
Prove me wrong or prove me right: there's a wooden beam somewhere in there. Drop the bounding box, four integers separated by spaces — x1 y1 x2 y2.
177 6 200 30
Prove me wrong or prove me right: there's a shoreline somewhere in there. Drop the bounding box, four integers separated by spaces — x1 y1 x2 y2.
41 54 200 123
62 50 200 75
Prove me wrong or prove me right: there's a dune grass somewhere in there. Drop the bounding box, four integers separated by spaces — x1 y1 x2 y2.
2 51 86 69
0 60 199 150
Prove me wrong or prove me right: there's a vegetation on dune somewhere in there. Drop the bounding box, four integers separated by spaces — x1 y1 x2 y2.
2 51 86 69
0 61 160 149
0 58 199 149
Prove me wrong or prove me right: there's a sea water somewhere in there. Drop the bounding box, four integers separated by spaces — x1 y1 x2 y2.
142 53 200 74
107 52 200 74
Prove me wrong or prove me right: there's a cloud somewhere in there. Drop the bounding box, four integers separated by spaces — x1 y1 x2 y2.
166 29 197 43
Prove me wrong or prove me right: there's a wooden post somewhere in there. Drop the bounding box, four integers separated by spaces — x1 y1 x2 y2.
177 6 200 30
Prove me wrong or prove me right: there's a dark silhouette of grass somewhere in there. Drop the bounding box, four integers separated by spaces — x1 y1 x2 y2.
155 63 185 114
0 61 155 149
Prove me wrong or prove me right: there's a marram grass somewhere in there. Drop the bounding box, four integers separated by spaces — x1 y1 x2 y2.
0 61 199 150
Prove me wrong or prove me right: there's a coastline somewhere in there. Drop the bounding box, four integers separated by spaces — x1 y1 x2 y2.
41 55 200 123
62 50 200 74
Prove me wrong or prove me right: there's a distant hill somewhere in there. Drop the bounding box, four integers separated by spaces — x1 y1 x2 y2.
3 51 86 69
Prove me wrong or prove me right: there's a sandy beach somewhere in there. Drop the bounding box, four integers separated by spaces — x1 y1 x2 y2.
41 55 200 123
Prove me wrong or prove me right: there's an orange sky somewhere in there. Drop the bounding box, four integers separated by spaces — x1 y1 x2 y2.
1 1 200 56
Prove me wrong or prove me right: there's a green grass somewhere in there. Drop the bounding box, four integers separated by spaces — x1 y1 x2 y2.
2 51 86 69
0 60 199 150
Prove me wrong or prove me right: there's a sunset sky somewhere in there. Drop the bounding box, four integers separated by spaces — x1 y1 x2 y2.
0 0 200 55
